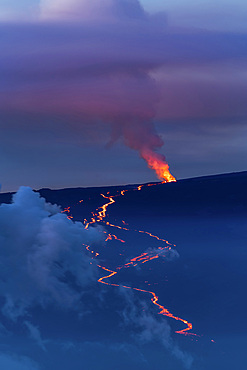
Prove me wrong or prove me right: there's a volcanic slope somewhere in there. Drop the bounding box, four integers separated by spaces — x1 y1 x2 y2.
0 171 246 370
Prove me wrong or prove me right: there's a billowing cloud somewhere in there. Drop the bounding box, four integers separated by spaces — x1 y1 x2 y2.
0 187 101 320
40 0 146 21
0 183 192 368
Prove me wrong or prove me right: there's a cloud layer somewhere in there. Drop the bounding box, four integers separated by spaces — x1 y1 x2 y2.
40 0 146 21
0 187 101 319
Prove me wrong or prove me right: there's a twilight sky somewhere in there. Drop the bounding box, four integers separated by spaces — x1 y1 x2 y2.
1 0 247 191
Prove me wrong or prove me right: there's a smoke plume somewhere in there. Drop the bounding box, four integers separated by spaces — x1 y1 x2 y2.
2 0 246 183
0 0 176 182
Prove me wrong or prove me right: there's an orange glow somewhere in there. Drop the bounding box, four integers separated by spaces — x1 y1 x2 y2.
122 252 159 268
123 251 162 268
83 194 116 228
74 180 195 336
141 149 176 183
103 220 174 246
97 194 115 221
82 243 100 258
96 229 194 336
97 260 194 335
104 232 125 243
61 206 73 220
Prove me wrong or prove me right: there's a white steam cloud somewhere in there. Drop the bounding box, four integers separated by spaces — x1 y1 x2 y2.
0 187 101 320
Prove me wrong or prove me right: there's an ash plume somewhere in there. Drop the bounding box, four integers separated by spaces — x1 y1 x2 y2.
1 0 246 183
0 0 175 182
108 118 175 181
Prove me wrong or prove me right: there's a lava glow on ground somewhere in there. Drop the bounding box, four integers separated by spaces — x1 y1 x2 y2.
1 171 247 369
63 175 195 337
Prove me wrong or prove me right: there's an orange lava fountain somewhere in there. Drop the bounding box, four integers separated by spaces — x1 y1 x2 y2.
141 149 176 182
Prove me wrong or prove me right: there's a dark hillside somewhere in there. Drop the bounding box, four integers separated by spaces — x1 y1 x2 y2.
1 171 246 217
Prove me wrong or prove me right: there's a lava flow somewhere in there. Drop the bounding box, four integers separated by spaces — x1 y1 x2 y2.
61 206 73 220
97 239 193 335
78 176 195 337
98 264 192 335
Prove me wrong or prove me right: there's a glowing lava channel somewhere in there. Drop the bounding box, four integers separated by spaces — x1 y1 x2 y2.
61 206 73 220
80 183 195 336
98 263 193 336
141 149 176 183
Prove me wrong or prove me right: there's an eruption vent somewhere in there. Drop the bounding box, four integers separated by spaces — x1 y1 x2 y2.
141 149 176 183
116 121 176 183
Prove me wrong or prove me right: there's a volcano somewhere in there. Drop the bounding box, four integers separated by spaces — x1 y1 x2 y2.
0 171 246 370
